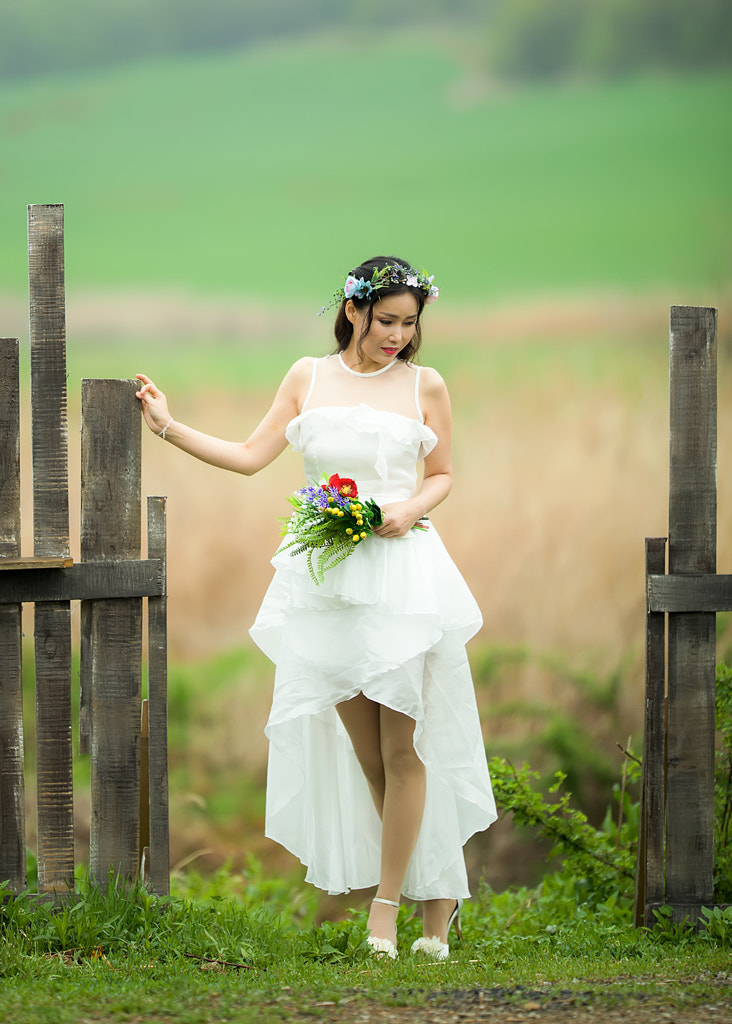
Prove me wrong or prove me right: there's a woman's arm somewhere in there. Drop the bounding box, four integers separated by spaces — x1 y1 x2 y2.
135 358 313 476
374 367 453 538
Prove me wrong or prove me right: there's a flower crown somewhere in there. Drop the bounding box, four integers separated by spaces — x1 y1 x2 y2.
319 264 439 315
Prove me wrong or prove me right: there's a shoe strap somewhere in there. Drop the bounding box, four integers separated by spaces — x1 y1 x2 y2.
372 897 400 908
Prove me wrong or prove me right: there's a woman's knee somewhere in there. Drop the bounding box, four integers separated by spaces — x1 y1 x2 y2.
382 737 423 780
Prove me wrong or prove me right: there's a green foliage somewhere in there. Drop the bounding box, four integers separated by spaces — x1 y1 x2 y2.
295 919 369 962
1 0 729 81
700 905 732 947
170 855 319 928
649 906 697 945
488 0 732 80
488 756 638 908
487 663 732 912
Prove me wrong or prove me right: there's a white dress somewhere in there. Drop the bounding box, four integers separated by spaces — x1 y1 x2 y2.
249 356 496 899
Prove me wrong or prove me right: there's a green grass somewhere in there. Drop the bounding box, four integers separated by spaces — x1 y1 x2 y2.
2 867 731 1024
0 33 730 304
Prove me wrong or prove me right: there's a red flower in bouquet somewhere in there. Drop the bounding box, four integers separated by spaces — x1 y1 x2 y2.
323 474 358 498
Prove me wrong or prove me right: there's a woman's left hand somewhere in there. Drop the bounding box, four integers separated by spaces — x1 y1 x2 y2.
373 500 423 539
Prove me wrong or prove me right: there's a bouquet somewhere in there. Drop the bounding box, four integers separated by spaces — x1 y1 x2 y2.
280 473 428 585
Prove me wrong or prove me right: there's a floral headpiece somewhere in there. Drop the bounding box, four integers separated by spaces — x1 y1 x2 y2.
318 264 439 316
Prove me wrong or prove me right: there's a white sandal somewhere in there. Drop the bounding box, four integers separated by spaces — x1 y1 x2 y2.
411 899 463 960
366 897 399 960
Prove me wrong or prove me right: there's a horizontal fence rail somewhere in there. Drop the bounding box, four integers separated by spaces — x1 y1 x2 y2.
0 560 165 604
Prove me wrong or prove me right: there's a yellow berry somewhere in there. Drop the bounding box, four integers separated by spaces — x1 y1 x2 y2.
346 528 353 535
360 532 367 539
352 534 360 543
337 510 344 517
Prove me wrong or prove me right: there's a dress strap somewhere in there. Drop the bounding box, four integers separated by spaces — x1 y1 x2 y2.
413 365 424 423
300 357 319 413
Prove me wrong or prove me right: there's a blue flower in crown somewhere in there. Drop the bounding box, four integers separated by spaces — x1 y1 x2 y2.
344 275 373 300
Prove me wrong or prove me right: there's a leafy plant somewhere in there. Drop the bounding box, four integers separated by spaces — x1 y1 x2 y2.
296 919 369 962
700 905 732 947
649 906 696 945
488 755 638 908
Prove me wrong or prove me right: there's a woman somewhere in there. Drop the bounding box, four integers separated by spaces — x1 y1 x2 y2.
136 255 496 960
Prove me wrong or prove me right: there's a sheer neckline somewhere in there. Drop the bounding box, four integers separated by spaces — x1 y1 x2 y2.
337 352 398 378
287 404 434 432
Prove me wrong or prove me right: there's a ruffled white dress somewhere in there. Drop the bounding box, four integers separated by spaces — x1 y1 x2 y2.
250 356 496 899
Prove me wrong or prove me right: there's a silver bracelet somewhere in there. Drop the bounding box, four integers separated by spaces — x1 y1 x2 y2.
156 417 173 439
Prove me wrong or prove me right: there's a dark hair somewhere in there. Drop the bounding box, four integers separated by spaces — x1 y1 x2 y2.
333 255 426 363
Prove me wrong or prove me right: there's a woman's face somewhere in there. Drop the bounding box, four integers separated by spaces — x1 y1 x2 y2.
345 291 420 372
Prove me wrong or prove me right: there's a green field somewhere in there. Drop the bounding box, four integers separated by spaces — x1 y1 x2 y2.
0 34 730 304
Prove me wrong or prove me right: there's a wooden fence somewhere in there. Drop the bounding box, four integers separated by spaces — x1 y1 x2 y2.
635 305 731 926
0 204 169 896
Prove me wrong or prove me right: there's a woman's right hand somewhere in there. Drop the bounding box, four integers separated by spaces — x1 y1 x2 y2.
135 374 172 435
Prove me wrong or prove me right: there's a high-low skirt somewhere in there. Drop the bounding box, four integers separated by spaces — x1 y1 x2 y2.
249 521 497 899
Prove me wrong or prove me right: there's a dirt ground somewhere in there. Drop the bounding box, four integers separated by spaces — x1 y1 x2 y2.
283 987 732 1023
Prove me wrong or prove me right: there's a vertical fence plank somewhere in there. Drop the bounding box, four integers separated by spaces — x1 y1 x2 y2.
636 536 667 926
0 337 26 893
81 379 142 885
28 204 74 892
28 204 69 555
666 305 717 916
147 495 169 894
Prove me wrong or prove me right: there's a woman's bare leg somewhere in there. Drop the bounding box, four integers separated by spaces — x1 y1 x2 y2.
336 695 426 943
421 899 459 942
336 693 385 814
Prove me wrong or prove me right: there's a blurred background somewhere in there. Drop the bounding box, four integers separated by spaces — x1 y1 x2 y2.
2 0 731 897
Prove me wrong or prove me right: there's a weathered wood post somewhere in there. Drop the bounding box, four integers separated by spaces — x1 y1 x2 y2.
636 305 727 926
81 377 143 883
0 337 25 892
666 305 717 913
28 204 75 893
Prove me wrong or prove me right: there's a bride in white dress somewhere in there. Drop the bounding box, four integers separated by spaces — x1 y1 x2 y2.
136 256 496 960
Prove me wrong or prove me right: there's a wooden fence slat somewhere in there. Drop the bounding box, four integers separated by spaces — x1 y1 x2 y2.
81 379 142 885
0 556 74 570
28 204 74 892
0 560 164 604
28 205 69 558
139 699 150 881
34 603 74 890
666 305 717 911
0 337 26 893
636 537 667 927
147 495 169 894
647 573 732 613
